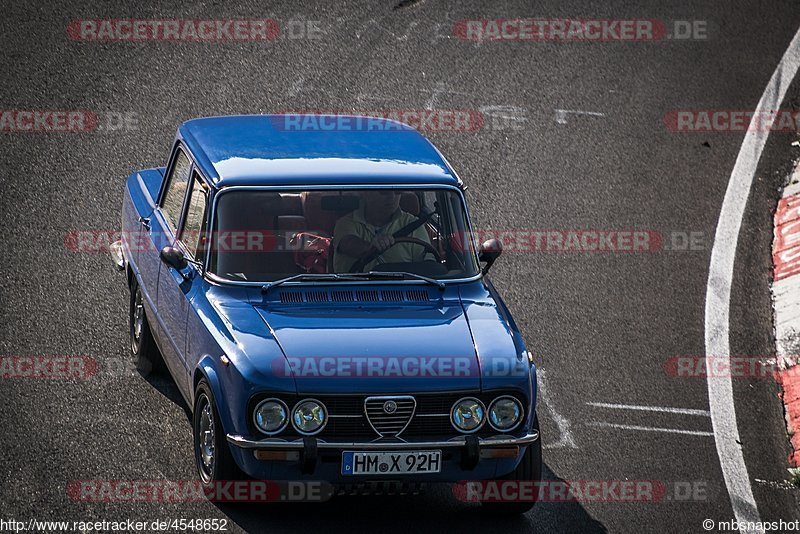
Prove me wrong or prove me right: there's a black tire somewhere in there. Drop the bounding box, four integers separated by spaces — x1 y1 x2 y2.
481 415 542 515
193 379 243 490
129 280 162 375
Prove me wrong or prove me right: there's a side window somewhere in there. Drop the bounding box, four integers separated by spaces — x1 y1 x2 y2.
180 173 209 260
161 148 192 232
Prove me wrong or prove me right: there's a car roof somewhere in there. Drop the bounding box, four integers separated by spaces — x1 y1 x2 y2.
177 115 461 188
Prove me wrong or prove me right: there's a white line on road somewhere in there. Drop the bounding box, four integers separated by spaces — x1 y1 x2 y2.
705 25 800 534
424 82 447 110
288 77 305 97
586 402 710 417
588 422 714 437
538 368 577 449
554 109 605 124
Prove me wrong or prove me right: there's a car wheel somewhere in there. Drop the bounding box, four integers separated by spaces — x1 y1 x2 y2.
480 415 542 515
129 281 161 375
193 379 242 490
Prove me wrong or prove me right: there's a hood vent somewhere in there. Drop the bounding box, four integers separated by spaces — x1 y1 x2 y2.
305 291 330 303
277 288 432 304
278 291 303 304
355 289 379 302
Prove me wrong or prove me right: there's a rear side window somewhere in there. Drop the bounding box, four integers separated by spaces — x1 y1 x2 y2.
180 173 209 259
161 148 192 232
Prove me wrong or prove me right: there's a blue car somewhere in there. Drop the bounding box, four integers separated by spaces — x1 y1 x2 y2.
115 115 541 513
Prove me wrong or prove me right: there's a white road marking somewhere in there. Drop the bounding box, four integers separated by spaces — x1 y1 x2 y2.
431 22 451 43
554 109 605 124
479 105 528 122
586 402 710 417
366 19 419 42
424 82 447 110
288 77 305 97
588 422 714 437
479 105 528 132
705 26 800 533
538 368 577 449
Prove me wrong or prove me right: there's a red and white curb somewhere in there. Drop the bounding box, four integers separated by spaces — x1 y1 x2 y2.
772 159 800 466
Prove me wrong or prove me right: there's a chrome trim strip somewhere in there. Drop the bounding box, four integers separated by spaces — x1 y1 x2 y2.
226 430 539 450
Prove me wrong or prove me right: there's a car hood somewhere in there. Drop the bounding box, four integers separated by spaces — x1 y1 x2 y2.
252 296 482 394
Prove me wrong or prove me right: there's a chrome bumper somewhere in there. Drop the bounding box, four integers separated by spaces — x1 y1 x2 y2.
226 430 539 450
110 240 125 271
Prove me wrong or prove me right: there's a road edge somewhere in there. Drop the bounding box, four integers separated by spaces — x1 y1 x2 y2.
772 158 800 467
705 25 800 533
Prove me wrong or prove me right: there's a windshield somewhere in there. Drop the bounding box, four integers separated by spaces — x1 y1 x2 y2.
209 187 480 282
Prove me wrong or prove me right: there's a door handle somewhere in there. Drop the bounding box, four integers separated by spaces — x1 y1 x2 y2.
138 216 151 232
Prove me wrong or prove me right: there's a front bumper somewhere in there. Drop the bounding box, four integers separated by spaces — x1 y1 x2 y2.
226 430 539 450
226 430 539 482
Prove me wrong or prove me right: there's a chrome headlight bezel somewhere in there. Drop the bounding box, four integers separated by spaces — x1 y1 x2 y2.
488 395 524 432
252 398 289 435
450 396 486 433
291 398 328 436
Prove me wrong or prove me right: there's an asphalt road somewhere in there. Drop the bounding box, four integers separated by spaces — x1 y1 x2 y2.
2 1 800 533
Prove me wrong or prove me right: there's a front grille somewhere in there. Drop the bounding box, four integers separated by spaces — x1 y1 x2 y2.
364 396 416 436
247 392 525 440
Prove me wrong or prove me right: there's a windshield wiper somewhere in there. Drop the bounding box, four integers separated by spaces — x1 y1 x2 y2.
261 273 369 293
363 271 445 290
262 271 446 294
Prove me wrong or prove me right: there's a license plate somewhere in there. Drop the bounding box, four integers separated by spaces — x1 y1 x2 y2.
341 450 442 475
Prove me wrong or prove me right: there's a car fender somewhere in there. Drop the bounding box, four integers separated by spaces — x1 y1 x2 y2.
193 356 235 434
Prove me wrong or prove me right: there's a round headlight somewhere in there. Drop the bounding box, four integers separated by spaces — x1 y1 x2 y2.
488 396 523 431
292 399 327 435
451 397 485 433
253 399 288 435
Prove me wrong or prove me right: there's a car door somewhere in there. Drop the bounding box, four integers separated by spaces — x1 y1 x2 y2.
156 170 210 396
137 145 192 343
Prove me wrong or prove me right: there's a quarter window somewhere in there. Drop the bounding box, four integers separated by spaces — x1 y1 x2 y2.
161 148 192 232
180 173 209 259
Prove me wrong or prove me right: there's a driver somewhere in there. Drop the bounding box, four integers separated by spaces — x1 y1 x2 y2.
332 190 433 273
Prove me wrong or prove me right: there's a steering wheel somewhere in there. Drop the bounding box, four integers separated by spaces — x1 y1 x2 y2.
349 237 442 273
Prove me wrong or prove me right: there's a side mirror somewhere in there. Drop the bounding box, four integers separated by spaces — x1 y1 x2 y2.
478 239 503 274
160 246 188 271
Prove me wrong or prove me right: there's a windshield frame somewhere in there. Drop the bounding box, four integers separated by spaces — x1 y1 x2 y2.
203 183 483 287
